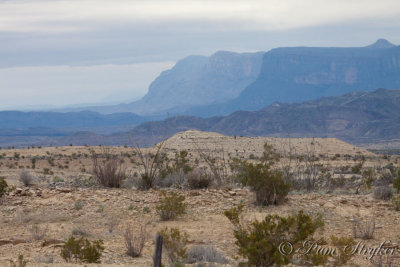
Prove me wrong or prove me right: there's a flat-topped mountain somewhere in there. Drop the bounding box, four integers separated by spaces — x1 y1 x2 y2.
53 39 399 117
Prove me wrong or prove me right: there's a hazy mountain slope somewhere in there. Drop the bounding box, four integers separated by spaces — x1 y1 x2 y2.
129 88 400 143
2 88 399 147
225 39 400 112
0 111 146 132
61 51 264 115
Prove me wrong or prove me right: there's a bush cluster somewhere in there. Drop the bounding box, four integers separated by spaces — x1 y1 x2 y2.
224 204 324 266
0 177 7 198
156 191 187 221
234 143 290 206
60 236 104 263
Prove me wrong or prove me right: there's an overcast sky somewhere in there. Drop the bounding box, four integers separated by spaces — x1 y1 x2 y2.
0 0 399 110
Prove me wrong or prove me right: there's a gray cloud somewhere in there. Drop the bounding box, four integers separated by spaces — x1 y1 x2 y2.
0 0 399 110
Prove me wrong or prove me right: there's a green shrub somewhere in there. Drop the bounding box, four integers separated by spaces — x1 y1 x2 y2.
74 201 83 210
156 191 186 221
224 205 324 267
0 177 7 198
234 144 290 205
392 194 400 211
158 227 189 265
393 169 400 193
60 236 104 263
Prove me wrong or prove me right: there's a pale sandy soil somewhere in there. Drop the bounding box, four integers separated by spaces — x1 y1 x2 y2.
0 130 399 266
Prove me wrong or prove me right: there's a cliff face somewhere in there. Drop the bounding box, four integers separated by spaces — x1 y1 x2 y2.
131 51 264 115
230 40 400 111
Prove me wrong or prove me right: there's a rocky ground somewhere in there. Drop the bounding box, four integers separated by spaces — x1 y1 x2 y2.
0 130 399 266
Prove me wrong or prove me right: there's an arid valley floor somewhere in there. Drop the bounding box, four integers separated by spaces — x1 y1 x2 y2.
1 130 400 266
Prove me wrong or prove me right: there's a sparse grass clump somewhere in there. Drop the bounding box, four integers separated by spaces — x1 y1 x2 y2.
60 236 104 263
92 151 126 188
224 204 324 267
74 201 83 210
352 216 375 240
185 245 229 264
156 191 186 221
158 227 189 265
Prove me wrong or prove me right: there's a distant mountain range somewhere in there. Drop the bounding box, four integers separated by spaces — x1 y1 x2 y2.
0 111 147 135
2 39 400 148
2 88 400 147
57 39 400 117
127 88 400 144
59 51 264 115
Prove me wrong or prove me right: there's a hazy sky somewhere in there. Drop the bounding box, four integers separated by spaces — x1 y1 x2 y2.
0 0 399 110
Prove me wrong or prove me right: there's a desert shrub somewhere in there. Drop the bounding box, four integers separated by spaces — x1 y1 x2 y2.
373 186 393 200
352 216 375 239
161 150 193 178
392 194 400 211
234 143 290 206
158 227 189 264
235 161 289 206
330 235 356 266
134 140 168 190
156 191 186 221
224 205 324 266
124 223 148 257
187 169 213 189
393 169 400 193
185 245 229 264
60 236 104 263
0 177 7 198
92 151 126 188
9 254 28 267
19 171 33 187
